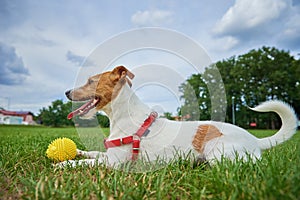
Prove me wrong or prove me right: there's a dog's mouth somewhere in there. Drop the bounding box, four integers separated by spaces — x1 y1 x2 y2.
67 97 100 120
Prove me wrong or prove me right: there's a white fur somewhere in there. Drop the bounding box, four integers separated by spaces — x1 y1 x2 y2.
250 101 298 149
58 84 298 167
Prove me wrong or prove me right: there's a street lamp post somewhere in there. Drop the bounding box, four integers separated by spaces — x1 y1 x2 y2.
232 96 235 125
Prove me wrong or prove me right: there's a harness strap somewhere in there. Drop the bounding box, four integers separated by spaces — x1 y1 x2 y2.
135 111 157 137
132 137 140 160
104 136 133 148
104 112 157 160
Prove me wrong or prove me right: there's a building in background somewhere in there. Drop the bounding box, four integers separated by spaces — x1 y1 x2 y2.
0 110 34 125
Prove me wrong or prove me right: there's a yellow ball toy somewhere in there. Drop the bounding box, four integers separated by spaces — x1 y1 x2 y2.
46 137 77 162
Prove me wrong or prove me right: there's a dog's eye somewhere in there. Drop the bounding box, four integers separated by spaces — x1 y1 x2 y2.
88 79 94 84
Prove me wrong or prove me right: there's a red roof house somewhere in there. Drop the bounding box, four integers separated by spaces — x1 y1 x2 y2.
0 110 34 125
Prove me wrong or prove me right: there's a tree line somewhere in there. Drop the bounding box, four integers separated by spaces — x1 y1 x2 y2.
179 46 300 129
38 46 299 128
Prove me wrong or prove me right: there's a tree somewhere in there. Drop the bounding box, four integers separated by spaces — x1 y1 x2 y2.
228 47 299 128
179 64 227 121
39 100 73 127
179 46 300 129
179 75 206 120
162 112 175 120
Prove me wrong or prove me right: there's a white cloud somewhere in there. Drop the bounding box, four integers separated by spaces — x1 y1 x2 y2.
0 42 29 85
213 0 288 37
279 5 300 49
66 51 85 66
1 0 299 115
212 36 240 51
131 9 173 26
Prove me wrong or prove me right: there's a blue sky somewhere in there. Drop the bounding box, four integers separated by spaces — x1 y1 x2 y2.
0 0 299 115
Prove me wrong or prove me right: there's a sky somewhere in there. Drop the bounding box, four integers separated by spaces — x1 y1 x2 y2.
0 0 300 115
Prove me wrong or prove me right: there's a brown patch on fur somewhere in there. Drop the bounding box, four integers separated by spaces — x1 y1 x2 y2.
67 66 134 109
192 125 223 153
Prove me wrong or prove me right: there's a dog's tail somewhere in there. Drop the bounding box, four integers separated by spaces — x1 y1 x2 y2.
249 100 298 150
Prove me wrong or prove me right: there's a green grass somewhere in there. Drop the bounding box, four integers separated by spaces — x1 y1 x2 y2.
0 125 299 199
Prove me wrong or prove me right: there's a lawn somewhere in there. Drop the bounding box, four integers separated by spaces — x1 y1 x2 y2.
0 125 299 199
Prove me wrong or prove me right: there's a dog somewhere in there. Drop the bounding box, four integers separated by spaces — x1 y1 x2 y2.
61 66 297 167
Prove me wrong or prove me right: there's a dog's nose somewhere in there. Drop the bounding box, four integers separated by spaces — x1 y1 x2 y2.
65 90 71 99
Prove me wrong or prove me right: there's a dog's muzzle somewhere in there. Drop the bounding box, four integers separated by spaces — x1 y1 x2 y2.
65 90 71 99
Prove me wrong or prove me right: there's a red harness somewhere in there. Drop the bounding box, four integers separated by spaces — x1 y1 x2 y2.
104 112 158 160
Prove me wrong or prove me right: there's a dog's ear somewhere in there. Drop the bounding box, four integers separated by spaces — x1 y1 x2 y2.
110 66 135 82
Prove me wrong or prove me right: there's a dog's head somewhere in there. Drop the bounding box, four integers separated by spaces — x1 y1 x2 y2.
65 66 134 119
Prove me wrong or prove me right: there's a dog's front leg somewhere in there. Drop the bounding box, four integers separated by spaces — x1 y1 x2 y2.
56 159 96 168
77 149 105 159
56 152 108 168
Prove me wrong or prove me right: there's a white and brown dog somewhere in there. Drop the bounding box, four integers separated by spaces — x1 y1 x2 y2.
62 66 297 167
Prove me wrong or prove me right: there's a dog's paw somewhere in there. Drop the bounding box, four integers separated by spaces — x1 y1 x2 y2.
76 149 86 157
54 160 77 168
